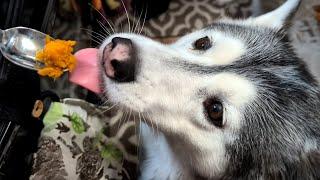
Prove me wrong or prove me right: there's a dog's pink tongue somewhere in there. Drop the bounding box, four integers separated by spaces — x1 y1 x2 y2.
69 48 101 94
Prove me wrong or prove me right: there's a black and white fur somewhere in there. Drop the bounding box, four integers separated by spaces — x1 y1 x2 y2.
99 0 320 179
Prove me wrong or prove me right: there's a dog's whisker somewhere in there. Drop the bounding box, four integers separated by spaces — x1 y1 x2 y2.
97 20 112 36
89 3 116 34
139 7 147 35
120 0 131 33
82 30 104 41
146 111 158 133
90 36 104 44
99 98 112 107
117 107 124 130
88 37 103 45
138 112 141 124
118 108 128 130
82 31 105 44
132 9 137 33
102 102 119 113
143 113 155 134
138 112 143 151
80 28 107 40
136 112 142 163
80 27 107 36
123 109 129 124
133 10 144 34
141 113 151 133
118 21 124 33
127 109 132 123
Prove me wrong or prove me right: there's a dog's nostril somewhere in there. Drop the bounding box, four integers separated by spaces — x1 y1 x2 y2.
109 59 135 82
110 59 120 69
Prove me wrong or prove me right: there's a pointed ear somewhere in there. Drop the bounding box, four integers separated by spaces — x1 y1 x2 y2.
250 0 301 29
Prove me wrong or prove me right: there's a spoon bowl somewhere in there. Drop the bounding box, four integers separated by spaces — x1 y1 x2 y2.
0 27 50 70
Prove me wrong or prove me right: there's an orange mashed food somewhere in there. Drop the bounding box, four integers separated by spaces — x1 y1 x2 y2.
36 36 76 79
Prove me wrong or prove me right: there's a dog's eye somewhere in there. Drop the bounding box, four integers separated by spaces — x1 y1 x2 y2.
203 99 224 127
194 36 212 50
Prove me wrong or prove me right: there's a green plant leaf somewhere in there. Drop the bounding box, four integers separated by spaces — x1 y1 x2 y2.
70 112 86 134
100 143 123 161
43 102 64 132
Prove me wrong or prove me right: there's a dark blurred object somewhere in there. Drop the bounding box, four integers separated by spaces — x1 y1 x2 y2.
75 0 171 35
0 0 57 179
132 0 170 20
314 5 320 22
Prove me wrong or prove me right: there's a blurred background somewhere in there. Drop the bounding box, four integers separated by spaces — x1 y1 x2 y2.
0 0 319 179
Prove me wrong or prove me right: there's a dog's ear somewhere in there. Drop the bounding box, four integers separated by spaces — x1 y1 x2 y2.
250 0 301 29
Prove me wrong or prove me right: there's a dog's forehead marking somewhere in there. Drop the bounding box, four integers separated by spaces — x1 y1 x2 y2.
166 22 285 77
205 73 257 107
207 31 246 66
190 72 256 131
171 29 247 66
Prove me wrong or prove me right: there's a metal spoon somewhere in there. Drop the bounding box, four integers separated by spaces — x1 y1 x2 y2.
0 27 49 70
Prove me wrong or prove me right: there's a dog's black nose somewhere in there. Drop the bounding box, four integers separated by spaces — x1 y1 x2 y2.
103 37 136 83
111 37 132 48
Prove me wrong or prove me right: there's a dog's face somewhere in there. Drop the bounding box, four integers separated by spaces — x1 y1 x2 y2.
99 0 320 178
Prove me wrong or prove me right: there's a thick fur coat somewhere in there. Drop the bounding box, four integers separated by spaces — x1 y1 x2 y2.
99 0 320 179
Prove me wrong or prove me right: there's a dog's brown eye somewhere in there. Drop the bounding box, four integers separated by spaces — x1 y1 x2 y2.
203 99 224 127
194 36 212 50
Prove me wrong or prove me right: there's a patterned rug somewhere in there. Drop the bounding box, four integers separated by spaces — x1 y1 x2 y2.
290 0 320 80
31 99 138 180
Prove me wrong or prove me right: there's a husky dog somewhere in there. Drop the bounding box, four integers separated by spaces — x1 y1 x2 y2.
99 0 320 179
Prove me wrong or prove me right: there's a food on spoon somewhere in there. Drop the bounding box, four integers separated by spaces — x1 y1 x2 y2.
36 36 76 79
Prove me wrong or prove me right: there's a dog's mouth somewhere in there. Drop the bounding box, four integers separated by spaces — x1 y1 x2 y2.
68 36 140 94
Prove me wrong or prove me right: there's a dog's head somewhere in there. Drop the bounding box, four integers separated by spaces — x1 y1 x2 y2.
99 0 320 178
